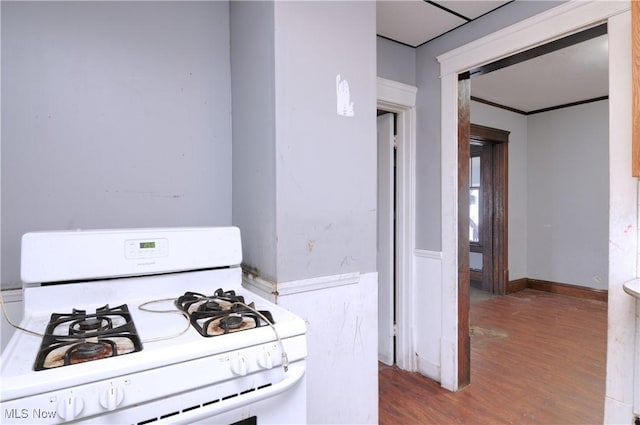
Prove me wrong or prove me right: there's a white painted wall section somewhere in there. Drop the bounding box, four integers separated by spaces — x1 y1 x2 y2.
604 9 637 424
413 250 443 381
276 272 378 425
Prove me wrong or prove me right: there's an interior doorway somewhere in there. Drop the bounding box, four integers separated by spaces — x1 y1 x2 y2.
469 124 509 296
377 111 396 366
455 23 612 390
376 77 417 372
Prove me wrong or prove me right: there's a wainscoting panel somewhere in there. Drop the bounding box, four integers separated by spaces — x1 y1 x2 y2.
413 249 443 382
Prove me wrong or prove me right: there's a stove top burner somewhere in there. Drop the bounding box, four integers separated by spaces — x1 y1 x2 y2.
34 304 143 371
66 341 115 364
70 316 113 334
175 288 275 337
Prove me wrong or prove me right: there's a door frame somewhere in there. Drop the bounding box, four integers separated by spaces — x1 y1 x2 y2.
437 1 631 393
377 77 417 371
470 124 509 296
377 112 395 366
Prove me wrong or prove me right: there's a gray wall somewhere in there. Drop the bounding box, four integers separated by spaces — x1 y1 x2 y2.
527 100 609 289
470 100 609 289
414 1 565 251
274 1 377 282
470 100 528 280
230 1 278 281
1 1 233 289
232 1 377 283
376 36 416 86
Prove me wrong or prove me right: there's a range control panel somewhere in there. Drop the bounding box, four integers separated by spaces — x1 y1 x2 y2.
124 239 168 259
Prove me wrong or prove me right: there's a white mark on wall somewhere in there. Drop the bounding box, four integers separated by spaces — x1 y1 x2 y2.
340 256 355 267
336 74 354 117
353 316 363 352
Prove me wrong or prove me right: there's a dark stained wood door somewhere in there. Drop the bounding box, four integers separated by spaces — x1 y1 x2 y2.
469 124 509 295
469 143 493 293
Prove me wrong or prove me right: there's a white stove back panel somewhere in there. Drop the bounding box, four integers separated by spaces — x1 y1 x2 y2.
21 227 242 284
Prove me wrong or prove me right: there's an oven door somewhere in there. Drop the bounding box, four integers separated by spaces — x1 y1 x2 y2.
83 362 306 425
189 365 306 425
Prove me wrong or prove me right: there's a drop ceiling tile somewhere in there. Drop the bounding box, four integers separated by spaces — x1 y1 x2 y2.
377 0 466 47
434 1 511 20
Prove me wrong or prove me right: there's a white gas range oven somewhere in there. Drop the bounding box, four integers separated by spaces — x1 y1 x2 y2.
0 227 307 424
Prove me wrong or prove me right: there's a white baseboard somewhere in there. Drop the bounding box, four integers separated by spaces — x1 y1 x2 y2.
415 353 441 382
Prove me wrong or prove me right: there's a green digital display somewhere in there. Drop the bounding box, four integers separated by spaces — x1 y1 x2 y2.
140 241 156 249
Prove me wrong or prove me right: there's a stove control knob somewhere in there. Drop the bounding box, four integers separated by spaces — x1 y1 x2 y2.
231 353 247 376
57 393 84 421
100 384 125 411
258 349 273 369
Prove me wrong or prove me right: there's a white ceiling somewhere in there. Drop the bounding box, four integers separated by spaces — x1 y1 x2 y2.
471 35 609 113
376 0 512 48
376 1 609 113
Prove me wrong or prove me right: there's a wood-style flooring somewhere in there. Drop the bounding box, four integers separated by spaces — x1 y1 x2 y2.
379 289 607 424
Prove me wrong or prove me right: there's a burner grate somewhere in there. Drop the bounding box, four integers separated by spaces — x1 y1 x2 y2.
175 289 275 337
34 304 143 371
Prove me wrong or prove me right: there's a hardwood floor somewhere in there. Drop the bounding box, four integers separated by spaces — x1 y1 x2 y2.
379 289 607 424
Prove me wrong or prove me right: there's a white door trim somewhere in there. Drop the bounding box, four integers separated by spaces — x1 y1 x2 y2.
377 77 417 372
437 0 632 405
377 113 395 366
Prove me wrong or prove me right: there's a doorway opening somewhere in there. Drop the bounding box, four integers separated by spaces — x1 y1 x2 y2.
377 110 396 366
376 77 417 371
455 23 611 389
469 124 509 298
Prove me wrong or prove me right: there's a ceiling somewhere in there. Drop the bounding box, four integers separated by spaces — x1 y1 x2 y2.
376 0 609 113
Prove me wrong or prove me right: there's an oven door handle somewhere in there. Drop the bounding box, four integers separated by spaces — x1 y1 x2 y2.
168 364 306 424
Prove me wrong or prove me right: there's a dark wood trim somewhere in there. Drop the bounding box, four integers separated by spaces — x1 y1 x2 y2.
470 123 510 144
470 124 509 296
506 278 528 294
470 269 483 282
527 279 608 302
633 0 640 177
468 23 607 79
493 141 508 294
457 77 471 389
479 142 493 293
507 278 608 302
527 96 609 115
471 95 609 116
471 96 527 115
